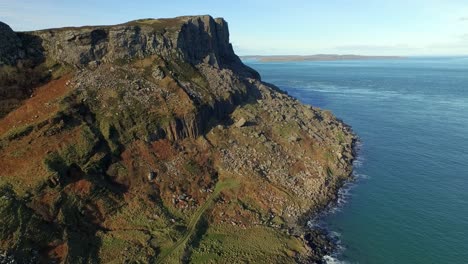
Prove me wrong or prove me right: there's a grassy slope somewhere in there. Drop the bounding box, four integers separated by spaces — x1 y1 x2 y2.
157 178 240 263
0 54 354 263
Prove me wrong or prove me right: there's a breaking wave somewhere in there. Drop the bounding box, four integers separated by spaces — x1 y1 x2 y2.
308 141 366 263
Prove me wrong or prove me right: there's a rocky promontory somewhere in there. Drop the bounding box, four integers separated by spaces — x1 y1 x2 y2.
0 15 355 263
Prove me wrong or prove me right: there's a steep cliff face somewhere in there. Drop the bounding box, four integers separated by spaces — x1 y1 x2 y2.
1 16 258 136
30 16 253 73
0 22 47 118
0 22 22 66
0 16 355 263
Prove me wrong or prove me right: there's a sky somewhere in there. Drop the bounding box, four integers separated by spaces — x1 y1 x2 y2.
1 0 467 56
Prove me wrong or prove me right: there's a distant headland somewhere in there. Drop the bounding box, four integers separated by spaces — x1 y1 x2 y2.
241 54 405 62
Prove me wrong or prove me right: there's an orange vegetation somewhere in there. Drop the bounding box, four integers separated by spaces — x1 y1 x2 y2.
46 242 68 263
66 179 92 196
0 74 72 136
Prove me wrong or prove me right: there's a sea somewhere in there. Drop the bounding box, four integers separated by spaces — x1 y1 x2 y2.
244 57 468 264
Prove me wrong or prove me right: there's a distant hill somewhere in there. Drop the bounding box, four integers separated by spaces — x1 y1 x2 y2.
241 54 405 62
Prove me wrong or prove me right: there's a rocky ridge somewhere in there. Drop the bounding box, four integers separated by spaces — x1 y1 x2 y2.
0 15 355 263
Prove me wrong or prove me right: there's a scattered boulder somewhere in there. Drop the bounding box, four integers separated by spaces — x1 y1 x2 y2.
288 135 301 142
152 66 165 80
147 171 157 181
234 117 246 128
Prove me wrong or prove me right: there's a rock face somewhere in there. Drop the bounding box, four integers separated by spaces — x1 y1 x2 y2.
0 22 22 66
30 16 255 74
0 22 46 117
0 16 356 263
0 21 24 114
234 117 247 128
0 22 45 67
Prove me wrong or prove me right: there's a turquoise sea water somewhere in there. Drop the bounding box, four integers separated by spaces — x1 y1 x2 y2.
245 57 468 264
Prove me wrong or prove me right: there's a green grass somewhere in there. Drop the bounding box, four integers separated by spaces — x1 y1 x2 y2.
99 229 157 263
156 178 240 263
184 160 202 175
124 18 184 33
57 125 99 165
324 150 335 162
190 225 307 264
0 185 56 260
214 178 240 192
336 131 346 144
2 124 34 141
44 59 73 80
274 121 299 140
43 124 101 180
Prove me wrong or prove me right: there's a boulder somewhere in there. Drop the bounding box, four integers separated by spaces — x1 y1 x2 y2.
288 135 301 142
152 66 165 80
147 171 157 181
234 117 246 128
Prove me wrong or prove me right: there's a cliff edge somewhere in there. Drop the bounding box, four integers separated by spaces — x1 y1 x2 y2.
0 16 355 263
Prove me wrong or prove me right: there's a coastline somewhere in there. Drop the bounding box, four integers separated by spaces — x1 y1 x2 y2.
1 16 362 263
303 135 360 263
241 55 405 63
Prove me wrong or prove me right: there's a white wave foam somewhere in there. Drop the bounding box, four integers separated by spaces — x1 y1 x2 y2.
353 173 370 180
289 81 468 109
330 231 342 238
301 82 401 100
307 141 366 263
352 160 364 168
323 255 350 264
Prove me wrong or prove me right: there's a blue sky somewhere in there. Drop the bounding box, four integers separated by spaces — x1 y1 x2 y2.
1 0 467 56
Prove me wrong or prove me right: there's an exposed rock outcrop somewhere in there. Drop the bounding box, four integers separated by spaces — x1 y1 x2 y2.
0 22 22 66
0 22 47 117
29 16 256 75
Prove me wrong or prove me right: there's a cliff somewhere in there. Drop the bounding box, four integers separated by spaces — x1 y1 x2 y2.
30 17 248 70
0 16 355 263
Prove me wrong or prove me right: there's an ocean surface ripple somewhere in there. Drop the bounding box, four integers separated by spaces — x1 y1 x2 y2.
246 57 468 264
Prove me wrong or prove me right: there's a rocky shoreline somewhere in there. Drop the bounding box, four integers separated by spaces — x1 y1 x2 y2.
304 138 359 263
